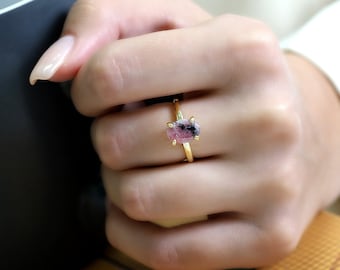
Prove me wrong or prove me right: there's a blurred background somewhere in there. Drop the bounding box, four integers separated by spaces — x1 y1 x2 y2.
193 0 332 38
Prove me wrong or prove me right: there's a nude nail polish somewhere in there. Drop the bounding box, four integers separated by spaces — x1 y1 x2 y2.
29 35 74 85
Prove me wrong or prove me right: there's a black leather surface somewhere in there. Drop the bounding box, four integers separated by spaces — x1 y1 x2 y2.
0 0 105 269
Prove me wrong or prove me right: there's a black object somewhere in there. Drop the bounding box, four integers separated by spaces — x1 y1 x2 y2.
0 1 106 269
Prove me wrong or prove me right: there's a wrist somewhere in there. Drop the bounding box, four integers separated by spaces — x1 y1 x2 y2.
285 52 340 208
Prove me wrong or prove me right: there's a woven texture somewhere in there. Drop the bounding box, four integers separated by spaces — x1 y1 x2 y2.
260 211 340 270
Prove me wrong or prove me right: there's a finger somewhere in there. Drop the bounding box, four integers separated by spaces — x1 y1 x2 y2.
70 16 235 116
30 0 211 83
90 99 239 168
106 204 282 269
71 14 282 117
92 96 240 169
92 91 296 170
102 160 261 222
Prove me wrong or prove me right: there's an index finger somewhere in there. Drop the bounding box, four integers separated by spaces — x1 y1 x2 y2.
30 0 210 83
71 17 229 116
71 15 281 117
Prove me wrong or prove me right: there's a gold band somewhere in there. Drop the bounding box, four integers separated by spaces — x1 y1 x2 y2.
182 142 194 162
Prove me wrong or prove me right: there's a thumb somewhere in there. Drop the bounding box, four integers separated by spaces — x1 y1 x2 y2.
29 0 211 85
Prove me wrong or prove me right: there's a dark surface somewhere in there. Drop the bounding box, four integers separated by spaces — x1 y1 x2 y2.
0 0 106 269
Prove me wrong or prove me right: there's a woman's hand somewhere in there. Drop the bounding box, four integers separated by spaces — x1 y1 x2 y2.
30 1 340 269
29 0 211 84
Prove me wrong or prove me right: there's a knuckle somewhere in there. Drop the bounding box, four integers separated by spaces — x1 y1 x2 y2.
256 105 301 147
237 25 278 67
230 102 302 182
216 14 281 72
239 102 301 154
246 27 277 58
261 217 300 261
253 139 302 203
253 218 299 265
106 222 181 269
119 179 152 221
146 240 180 270
93 52 124 104
91 117 135 170
74 48 126 116
266 163 301 203
68 0 98 23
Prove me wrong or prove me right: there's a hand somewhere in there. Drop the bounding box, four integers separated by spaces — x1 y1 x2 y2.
30 1 340 269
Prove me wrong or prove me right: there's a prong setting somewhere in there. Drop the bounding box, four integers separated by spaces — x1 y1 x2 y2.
166 118 200 145
166 99 200 163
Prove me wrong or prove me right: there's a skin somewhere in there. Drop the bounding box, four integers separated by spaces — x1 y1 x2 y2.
32 0 340 269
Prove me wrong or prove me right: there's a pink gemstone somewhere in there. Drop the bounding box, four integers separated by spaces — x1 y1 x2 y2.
167 119 200 144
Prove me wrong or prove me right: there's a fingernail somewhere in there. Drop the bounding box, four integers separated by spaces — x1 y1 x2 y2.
29 35 75 85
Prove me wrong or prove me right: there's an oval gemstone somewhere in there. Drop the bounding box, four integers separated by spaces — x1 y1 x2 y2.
167 119 200 144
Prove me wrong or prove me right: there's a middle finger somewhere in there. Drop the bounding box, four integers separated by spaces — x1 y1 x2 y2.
71 15 264 117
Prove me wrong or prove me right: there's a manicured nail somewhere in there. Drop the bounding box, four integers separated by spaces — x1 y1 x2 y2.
29 35 74 85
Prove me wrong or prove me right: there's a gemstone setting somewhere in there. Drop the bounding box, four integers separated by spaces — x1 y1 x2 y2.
167 117 200 145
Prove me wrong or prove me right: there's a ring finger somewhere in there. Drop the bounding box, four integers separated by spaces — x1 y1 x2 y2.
91 93 248 170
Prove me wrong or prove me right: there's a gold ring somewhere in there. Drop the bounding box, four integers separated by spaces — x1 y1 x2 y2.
166 99 200 162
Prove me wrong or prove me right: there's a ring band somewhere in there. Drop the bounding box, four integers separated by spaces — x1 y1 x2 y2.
166 99 200 162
